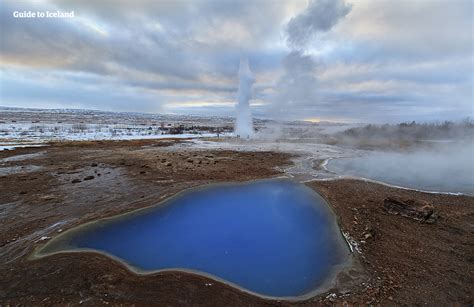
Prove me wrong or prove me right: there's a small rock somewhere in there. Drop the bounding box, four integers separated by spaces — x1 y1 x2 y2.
91 162 98 167
71 179 81 183
40 195 56 200
383 197 438 223
83 175 94 181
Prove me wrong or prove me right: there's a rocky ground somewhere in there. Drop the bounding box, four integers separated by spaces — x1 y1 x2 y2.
0 139 472 306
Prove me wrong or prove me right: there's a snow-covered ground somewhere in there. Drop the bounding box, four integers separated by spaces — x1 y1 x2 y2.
0 107 356 148
0 122 231 145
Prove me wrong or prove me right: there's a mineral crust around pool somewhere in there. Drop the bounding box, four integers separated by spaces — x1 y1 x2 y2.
34 179 351 298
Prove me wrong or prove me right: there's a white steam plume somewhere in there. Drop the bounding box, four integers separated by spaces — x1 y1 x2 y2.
269 0 351 124
235 56 255 138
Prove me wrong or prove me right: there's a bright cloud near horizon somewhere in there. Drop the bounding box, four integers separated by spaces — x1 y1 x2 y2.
0 0 472 123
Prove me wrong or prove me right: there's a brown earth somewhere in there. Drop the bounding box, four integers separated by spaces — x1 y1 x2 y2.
0 139 472 306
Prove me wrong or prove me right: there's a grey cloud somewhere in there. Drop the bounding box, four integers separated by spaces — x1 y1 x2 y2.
0 72 164 113
1 0 289 97
333 0 473 61
267 0 472 123
1 0 472 123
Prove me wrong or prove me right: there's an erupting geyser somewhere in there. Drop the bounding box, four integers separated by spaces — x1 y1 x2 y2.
235 57 255 138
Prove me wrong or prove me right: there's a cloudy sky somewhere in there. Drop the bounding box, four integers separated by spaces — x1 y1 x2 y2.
0 0 472 123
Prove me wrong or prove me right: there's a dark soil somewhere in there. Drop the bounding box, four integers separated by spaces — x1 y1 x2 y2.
0 140 472 306
308 180 474 306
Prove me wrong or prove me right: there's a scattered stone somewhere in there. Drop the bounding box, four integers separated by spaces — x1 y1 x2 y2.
83 175 94 181
71 179 81 183
383 197 438 223
40 195 56 200
362 225 376 240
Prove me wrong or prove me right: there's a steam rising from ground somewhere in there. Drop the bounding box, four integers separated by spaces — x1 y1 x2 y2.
328 142 474 195
268 0 351 131
235 57 255 138
325 120 474 194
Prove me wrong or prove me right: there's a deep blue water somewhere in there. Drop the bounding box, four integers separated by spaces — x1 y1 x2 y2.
51 180 349 297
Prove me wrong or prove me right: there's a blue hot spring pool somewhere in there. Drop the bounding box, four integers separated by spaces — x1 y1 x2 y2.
35 179 350 298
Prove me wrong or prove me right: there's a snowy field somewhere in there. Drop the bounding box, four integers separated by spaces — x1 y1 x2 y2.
0 107 237 146
0 107 353 147
0 122 228 143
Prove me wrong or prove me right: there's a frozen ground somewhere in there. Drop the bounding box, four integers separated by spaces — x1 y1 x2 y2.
0 122 231 144
172 137 364 182
0 106 237 146
3 107 470 195
0 107 353 149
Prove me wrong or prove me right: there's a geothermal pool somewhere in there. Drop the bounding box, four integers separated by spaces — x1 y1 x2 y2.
327 149 474 195
35 179 350 298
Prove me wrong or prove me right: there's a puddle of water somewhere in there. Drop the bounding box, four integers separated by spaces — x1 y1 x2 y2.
35 179 351 298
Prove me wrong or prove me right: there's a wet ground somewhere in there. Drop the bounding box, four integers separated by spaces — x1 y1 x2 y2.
0 138 473 305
